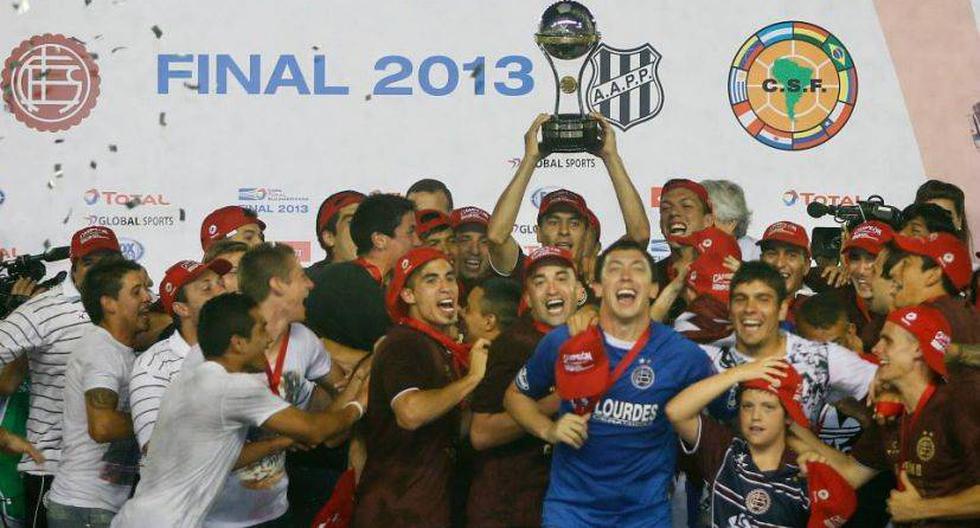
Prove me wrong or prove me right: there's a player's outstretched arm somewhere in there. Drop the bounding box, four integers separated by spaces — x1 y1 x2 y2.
590 112 651 245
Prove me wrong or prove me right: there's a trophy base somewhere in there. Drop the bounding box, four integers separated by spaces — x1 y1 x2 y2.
541 114 602 153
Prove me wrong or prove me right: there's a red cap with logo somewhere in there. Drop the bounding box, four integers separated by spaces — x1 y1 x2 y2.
758 221 811 255
200 206 267 251
415 209 452 238
316 190 365 235
522 245 575 283
662 179 712 212
741 364 810 428
555 326 609 415
586 208 601 242
70 226 121 261
159 259 233 315
537 189 589 223
842 221 894 256
886 305 952 377
686 257 736 304
671 225 742 259
385 247 451 323
892 232 971 291
806 461 857 528
450 206 490 231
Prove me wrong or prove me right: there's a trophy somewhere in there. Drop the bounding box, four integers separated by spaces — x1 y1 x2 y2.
535 1 602 153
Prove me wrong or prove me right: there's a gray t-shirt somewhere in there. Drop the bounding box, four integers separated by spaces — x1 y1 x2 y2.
48 325 139 511
111 361 290 528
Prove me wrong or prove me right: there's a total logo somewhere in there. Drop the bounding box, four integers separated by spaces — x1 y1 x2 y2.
782 189 861 207
118 238 145 262
0 189 5 205
531 186 561 209
83 189 172 206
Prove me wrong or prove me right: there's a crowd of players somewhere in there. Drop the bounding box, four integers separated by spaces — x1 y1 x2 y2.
0 115 977 527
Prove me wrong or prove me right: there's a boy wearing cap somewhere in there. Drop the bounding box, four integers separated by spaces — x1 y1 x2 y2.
128 259 229 451
111 293 368 528
884 232 979 343
416 209 455 255
486 114 650 282
505 239 714 527
48 259 151 526
200 205 266 251
666 358 857 527
354 248 490 528
0 226 122 528
793 305 980 527
311 190 365 270
466 248 578 527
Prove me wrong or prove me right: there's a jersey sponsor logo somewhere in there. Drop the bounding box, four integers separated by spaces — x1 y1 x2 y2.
916 431 935 462
630 360 655 390
745 488 772 515
729 21 857 151
592 397 659 427
586 43 664 131
515 366 530 392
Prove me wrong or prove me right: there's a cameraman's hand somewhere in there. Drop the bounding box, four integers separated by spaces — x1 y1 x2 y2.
11 277 42 299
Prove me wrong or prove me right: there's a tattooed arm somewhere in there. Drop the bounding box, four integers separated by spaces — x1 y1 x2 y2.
85 388 133 443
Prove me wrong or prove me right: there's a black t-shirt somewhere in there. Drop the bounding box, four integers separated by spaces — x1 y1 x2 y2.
305 261 390 350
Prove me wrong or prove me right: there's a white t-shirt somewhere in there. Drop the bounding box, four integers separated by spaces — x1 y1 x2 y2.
179 322 330 527
129 330 196 450
110 361 291 528
700 332 878 425
48 325 139 512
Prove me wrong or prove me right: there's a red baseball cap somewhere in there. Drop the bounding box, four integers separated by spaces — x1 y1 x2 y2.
806 461 857 528
686 257 735 304
70 226 121 262
671 225 742 260
886 305 952 377
415 209 452 238
586 208 601 242
842 221 894 256
522 245 576 283
450 206 490 232
662 179 712 212
891 232 970 291
741 364 810 428
316 190 365 235
555 326 608 414
537 189 589 224
758 221 811 255
159 259 232 315
385 247 452 323
200 206 267 251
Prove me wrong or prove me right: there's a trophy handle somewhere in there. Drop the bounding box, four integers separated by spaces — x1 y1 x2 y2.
575 41 600 115
536 43 563 116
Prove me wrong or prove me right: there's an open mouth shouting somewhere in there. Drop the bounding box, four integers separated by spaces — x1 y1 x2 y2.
462 257 482 272
614 288 638 307
436 298 456 318
544 297 566 315
668 221 688 237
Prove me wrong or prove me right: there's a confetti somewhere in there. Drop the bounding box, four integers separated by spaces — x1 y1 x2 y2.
62 209 72 224
364 94 372 101
179 208 186 221
151 25 163 39
89 161 97 169
46 181 55 189
12 0 29 14
90 52 100 61
312 45 320 51
38 69 50 79
108 144 118 152
54 138 64 144
53 163 63 178
182 81 198 90
110 46 127 54
42 239 50 251
470 63 484 78
85 0 91 5
158 112 167 126
125 197 140 209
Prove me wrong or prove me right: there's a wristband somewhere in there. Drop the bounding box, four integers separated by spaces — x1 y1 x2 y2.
344 401 365 420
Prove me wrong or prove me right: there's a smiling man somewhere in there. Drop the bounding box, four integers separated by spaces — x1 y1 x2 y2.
450 206 493 296
702 261 878 427
757 221 813 325
48 259 151 527
838 221 896 351
354 247 490 528
505 239 714 527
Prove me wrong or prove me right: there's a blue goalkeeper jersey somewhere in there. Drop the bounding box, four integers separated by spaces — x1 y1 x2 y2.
515 322 715 528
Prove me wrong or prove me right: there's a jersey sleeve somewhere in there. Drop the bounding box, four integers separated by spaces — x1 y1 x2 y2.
378 337 439 405
0 299 47 365
128 357 167 449
223 374 292 428
471 335 527 414
826 343 878 402
515 327 566 400
680 415 735 481
81 346 127 395
296 325 332 381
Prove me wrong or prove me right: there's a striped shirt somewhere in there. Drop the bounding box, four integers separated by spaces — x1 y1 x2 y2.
0 280 90 475
128 330 194 450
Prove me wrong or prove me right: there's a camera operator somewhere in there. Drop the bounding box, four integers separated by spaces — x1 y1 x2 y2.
0 226 122 528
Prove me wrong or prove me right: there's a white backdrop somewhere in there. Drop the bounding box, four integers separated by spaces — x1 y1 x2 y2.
1 0 976 281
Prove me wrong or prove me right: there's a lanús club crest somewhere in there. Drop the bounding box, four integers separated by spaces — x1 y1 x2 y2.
586 42 664 131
